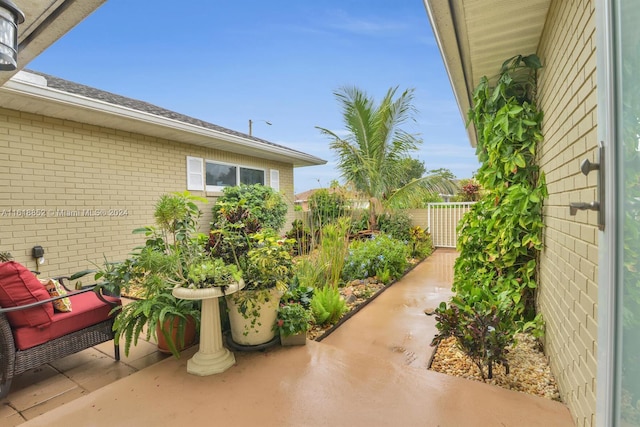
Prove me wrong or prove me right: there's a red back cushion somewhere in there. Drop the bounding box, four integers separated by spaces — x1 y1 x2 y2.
0 261 54 328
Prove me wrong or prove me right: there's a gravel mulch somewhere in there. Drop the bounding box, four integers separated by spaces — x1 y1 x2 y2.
429 333 561 401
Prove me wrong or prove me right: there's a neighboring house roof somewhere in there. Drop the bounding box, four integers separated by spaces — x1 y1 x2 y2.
423 0 551 147
0 70 326 167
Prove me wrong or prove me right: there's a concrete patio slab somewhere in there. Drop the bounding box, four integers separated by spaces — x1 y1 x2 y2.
19 340 573 427
15 248 574 427
322 248 457 369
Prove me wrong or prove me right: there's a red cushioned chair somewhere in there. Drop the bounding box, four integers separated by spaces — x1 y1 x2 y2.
0 261 121 398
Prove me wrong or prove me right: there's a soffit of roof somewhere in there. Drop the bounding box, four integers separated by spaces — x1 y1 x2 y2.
0 73 326 168
0 0 106 86
423 0 550 147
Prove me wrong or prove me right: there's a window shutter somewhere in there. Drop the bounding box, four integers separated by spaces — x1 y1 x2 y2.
270 169 280 191
186 157 204 191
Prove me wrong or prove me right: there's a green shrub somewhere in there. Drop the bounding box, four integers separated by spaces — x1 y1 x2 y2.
308 188 348 228
211 184 287 231
377 211 412 241
282 284 315 310
209 184 287 267
293 257 326 289
310 286 347 326
432 295 515 380
342 233 409 283
409 225 433 259
349 210 370 235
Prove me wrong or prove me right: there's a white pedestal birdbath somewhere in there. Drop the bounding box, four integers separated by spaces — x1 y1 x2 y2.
172 280 244 376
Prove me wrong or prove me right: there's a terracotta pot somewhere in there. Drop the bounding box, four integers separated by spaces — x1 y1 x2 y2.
156 315 197 354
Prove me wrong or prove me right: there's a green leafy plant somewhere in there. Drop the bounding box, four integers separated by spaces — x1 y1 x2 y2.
432 299 514 380
211 184 287 231
310 286 347 326
285 219 314 256
274 302 313 337
226 230 295 336
409 225 433 259
435 54 546 378
104 191 225 358
185 257 242 289
317 217 351 288
342 233 409 283
282 283 315 310
308 188 348 229
113 287 200 358
377 211 412 241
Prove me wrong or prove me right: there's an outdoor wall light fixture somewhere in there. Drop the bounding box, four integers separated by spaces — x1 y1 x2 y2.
0 0 25 71
31 245 45 265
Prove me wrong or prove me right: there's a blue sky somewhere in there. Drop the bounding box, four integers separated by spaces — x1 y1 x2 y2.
29 0 479 193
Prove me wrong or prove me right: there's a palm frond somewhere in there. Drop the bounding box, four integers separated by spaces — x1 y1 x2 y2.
385 174 459 209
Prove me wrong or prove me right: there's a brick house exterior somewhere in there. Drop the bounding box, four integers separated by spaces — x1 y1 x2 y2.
0 70 324 276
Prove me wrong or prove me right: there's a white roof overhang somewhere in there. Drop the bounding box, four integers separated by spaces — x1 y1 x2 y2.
0 72 326 167
423 0 551 147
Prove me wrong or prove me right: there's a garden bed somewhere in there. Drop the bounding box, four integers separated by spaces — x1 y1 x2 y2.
308 277 385 341
429 333 561 401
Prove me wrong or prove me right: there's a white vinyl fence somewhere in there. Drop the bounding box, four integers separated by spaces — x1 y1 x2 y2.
426 202 475 248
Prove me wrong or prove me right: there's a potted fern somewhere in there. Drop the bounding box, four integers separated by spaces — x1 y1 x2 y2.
110 191 240 359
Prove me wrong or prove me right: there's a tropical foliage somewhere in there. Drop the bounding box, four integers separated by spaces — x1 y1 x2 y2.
317 86 457 230
433 54 546 379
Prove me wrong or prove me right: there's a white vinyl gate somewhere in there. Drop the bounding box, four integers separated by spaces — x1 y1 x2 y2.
427 202 475 248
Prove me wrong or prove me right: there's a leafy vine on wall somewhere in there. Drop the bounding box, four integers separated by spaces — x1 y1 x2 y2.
433 54 547 380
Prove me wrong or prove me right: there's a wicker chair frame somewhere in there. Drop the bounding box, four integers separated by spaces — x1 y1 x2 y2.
0 280 120 398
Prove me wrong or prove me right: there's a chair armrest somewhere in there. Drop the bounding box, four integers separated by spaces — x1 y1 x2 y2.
0 286 119 314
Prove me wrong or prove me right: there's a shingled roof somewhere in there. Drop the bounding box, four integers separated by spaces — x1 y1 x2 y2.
23 69 317 159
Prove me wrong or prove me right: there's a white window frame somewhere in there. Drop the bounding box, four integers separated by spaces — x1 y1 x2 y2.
204 160 266 192
186 156 204 191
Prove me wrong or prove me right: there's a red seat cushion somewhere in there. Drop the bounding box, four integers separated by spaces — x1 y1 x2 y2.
12 291 121 350
0 261 53 328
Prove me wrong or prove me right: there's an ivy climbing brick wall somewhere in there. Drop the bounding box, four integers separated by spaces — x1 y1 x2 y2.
536 0 598 425
0 108 295 277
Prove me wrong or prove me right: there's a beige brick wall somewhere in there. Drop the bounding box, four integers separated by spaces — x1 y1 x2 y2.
0 108 296 278
536 0 598 425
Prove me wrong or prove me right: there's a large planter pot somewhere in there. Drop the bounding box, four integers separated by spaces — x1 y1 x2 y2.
156 315 197 354
172 280 244 376
226 288 282 346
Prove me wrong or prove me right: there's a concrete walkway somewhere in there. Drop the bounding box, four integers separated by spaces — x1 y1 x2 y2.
18 249 574 427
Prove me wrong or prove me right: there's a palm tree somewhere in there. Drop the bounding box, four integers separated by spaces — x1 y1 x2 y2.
317 86 457 230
